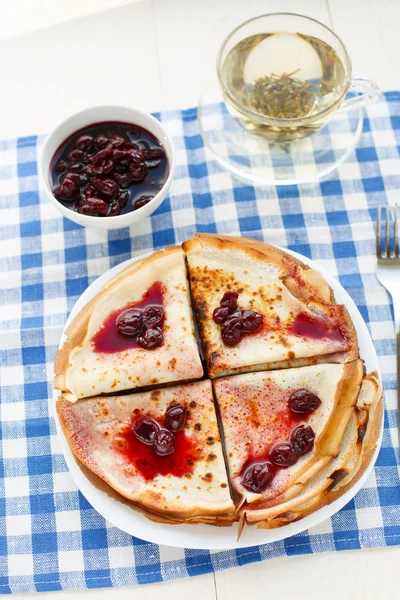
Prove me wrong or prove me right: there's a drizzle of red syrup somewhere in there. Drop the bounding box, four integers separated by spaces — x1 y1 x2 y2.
274 408 307 432
92 281 164 353
290 312 345 344
115 417 201 480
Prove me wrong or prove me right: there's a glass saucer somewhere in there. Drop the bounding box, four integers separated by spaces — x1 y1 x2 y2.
198 79 364 186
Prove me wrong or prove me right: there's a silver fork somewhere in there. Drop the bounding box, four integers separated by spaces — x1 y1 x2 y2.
376 204 399 429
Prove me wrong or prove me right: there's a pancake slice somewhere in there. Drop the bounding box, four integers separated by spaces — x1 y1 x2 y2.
183 234 358 379
253 372 383 528
57 380 235 523
54 246 203 402
213 362 361 512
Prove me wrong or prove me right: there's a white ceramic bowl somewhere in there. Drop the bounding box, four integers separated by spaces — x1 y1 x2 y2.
39 105 175 230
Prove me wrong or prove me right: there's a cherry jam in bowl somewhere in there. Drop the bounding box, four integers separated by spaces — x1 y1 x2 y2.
39 106 175 230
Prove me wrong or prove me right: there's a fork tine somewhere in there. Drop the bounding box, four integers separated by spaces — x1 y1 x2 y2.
376 205 381 257
395 204 399 257
385 205 390 258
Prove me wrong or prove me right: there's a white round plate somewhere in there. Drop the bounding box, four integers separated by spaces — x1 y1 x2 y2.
54 247 383 550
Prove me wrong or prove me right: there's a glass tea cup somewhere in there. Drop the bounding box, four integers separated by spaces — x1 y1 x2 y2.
216 13 380 142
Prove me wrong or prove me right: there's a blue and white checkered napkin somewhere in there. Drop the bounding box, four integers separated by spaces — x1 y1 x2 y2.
1 92 400 594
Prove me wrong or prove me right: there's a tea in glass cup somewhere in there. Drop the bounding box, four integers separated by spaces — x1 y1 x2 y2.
217 13 379 142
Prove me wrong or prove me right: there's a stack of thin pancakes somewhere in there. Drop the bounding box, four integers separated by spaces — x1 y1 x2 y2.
55 234 383 531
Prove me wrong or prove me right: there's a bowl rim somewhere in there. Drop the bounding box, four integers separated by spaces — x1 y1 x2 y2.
39 104 176 226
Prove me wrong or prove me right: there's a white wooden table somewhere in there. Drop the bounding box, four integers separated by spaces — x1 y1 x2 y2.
1 1 399 598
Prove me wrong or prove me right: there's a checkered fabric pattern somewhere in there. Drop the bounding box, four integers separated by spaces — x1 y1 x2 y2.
1 92 400 594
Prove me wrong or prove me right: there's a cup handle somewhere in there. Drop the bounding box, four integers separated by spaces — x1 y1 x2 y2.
336 77 380 114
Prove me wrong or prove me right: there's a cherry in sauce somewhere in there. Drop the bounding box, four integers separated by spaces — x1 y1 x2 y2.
92 281 164 353
133 406 187 456
49 121 169 217
137 327 164 350
221 317 243 346
290 425 315 456
269 442 298 467
242 461 275 494
116 308 143 337
288 389 321 415
117 422 199 480
165 403 187 432
240 389 319 493
116 405 193 479
241 310 264 333
153 429 176 456
220 291 238 311
133 416 159 445
142 306 165 327
212 291 264 347
240 422 316 493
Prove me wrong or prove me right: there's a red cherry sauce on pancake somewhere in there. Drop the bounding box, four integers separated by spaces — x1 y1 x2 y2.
114 412 202 480
240 392 320 494
290 312 345 344
91 281 164 353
